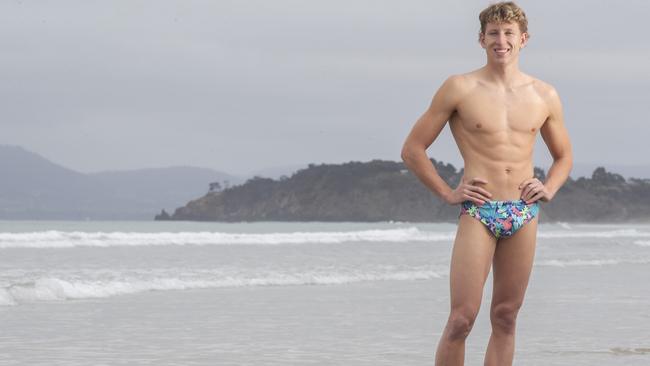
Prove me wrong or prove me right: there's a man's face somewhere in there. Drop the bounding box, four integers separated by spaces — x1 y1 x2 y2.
480 22 528 64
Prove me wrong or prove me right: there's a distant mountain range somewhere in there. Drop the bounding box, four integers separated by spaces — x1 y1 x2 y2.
0 145 242 219
3 144 650 222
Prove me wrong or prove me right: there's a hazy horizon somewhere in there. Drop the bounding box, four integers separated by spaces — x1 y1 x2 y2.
1 0 648 176
3 143 648 181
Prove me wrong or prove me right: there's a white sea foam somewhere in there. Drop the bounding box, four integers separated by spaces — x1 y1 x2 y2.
633 240 650 247
538 229 650 239
0 288 16 306
536 258 650 267
0 269 445 305
2 227 650 248
0 228 455 248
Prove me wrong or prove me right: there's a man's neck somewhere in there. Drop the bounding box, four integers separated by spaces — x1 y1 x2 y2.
483 60 523 88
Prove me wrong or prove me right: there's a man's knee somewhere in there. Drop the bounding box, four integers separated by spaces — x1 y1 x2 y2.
445 308 478 341
490 302 521 334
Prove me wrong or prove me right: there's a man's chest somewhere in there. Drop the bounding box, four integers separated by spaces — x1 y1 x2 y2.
454 90 548 133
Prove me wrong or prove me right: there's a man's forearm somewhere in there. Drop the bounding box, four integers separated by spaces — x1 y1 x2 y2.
401 147 453 202
544 155 573 198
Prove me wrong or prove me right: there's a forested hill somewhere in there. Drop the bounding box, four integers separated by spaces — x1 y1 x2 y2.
159 159 650 222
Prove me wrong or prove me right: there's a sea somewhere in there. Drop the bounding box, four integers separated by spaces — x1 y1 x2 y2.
1 220 649 366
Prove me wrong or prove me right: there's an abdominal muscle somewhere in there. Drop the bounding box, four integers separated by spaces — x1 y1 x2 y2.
450 120 537 201
462 161 534 201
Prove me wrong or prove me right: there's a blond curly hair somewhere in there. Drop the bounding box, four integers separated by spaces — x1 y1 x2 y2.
479 2 528 35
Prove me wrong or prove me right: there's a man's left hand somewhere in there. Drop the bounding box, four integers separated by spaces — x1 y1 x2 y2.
519 178 552 204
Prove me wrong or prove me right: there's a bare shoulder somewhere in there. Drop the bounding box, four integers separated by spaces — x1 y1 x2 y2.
456 70 483 87
525 75 564 122
529 76 561 103
441 73 472 92
437 72 479 101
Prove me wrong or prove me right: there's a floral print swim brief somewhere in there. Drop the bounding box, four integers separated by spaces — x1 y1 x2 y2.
459 199 540 238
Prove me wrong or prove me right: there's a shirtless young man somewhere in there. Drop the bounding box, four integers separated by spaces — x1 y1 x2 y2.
400 2 572 365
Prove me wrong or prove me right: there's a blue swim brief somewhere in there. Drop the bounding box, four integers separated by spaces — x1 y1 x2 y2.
459 199 539 239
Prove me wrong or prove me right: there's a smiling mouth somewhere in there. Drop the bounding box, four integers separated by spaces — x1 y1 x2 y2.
494 48 510 55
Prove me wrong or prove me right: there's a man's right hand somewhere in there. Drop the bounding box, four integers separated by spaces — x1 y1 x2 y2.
443 177 492 206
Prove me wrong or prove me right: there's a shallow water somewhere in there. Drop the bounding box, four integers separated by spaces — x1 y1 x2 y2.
1 221 649 365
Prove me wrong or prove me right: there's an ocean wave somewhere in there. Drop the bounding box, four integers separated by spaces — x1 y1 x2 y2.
0 269 444 306
0 228 455 248
536 258 650 267
2 227 650 249
633 240 650 247
538 229 650 239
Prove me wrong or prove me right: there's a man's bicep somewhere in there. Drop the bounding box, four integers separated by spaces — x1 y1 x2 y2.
407 109 452 149
540 90 572 159
406 77 460 148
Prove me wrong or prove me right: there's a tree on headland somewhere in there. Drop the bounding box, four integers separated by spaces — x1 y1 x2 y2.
154 209 171 220
209 181 222 193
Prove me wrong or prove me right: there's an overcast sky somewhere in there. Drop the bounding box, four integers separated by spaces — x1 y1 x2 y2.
1 0 648 176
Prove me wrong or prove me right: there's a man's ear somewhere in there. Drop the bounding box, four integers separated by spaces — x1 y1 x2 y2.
478 32 486 48
520 32 529 49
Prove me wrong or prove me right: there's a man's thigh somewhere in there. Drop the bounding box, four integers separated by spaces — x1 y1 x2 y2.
449 214 498 310
491 216 539 305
